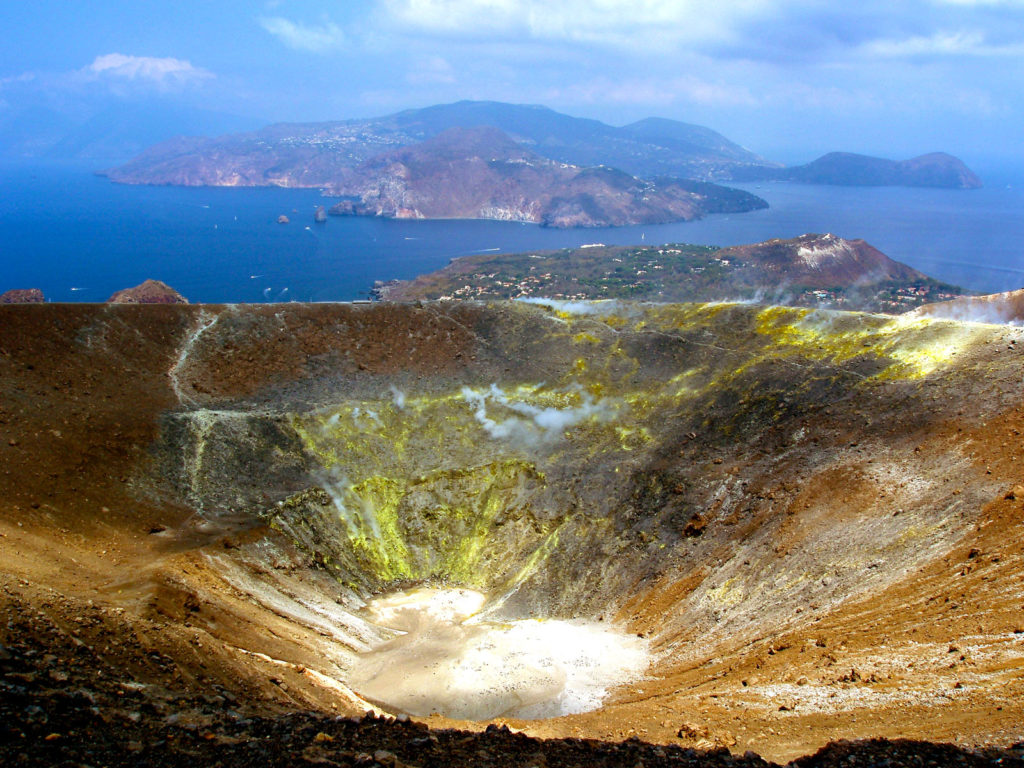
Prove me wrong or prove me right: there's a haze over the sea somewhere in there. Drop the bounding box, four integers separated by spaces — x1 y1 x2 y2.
2 1 1023 169
3 1 1023 300
2 162 1021 303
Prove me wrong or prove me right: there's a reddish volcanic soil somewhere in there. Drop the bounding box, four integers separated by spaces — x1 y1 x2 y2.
2 301 1024 766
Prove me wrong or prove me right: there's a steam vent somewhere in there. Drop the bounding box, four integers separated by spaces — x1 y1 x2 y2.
3 300 1024 765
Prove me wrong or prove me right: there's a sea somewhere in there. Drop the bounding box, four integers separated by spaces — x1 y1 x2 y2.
2 159 1023 303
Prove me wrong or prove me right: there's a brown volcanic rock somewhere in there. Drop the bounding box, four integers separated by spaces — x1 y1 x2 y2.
0 288 44 304
718 233 925 285
3 302 1024 765
107 279 188 304
909 287 1024 325
328 126 760 227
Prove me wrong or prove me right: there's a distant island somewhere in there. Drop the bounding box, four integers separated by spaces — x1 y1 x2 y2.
104 100 778 187
106 112 769 228
732 151 982 189
103 101 982 229
375 233 964 313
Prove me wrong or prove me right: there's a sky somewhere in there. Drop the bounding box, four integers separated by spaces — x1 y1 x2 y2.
2 0 1023 168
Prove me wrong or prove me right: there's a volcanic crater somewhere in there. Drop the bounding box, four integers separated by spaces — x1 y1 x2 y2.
2 300 1024 765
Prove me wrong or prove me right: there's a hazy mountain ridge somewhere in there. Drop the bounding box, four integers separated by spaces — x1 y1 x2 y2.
104 100 778 188
318 126 767 227
0 101 262 163
734 151 982 188
377 233 963 312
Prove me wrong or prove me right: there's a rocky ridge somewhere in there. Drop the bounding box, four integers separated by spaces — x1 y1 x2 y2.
3 594 1021 768
718 233 923 285
910 287 1024 325
107 279 189 304
103 100 777 188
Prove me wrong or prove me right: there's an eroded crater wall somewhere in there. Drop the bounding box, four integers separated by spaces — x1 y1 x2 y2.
3 300 1023 754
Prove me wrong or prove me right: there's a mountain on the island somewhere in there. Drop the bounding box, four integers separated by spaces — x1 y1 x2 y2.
379 233 962 312
48 104 262 162
0 105 80 158
378 101 772 179
734 151 982 189
715 232 925 285
105 100 778 187
322 126 767 228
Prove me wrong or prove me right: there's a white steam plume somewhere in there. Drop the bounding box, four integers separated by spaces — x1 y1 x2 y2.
461 384 615 445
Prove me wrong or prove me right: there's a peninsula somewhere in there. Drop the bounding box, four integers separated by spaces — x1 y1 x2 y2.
375 233 963 313
322 126 766 227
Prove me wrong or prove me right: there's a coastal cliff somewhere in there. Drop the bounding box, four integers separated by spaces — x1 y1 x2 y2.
323 126 765 228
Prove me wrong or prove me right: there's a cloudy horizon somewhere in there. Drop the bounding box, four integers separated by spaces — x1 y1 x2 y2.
2 1 1023 169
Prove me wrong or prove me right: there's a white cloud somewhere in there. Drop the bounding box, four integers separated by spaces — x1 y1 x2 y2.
0 72 37 88
259 16 346 52
380 0 774 51
406 56 456 85
664 76 760 108
933 0 1024 5
862 30 1024 57
546 74 759 109
86 54 213 85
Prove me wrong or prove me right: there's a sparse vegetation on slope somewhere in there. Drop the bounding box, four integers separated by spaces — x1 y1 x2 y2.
377 234 963 312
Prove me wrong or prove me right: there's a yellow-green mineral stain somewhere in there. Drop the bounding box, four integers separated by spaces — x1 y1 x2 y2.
313 460 549 587
340 475 413 580
747 306 983 382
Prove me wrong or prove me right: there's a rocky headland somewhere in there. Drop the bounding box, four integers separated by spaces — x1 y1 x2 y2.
734 151 982 188
0 288 44 303
719 232 924 285
107 279 188 304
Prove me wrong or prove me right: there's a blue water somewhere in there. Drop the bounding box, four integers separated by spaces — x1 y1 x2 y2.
2 160 1023 302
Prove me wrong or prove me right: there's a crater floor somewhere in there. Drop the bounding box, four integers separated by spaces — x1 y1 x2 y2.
2 300 1023 765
